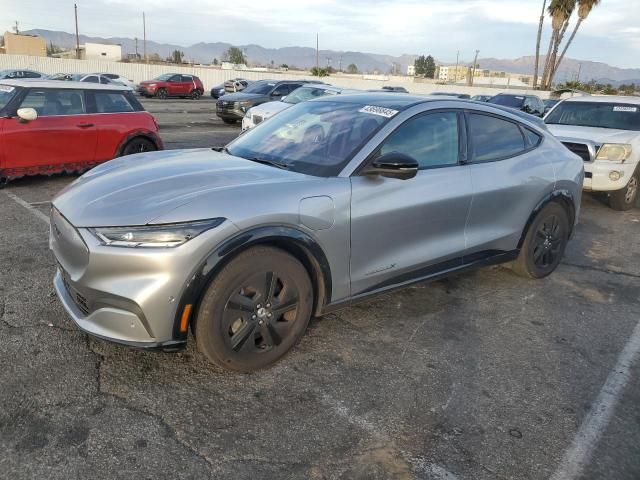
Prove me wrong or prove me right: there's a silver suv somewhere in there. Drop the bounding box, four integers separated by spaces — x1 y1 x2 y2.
51 94 584 371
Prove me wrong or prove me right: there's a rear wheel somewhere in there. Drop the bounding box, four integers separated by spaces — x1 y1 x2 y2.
609 172 638 211
190 89 202 100
156 88 168 99
195 246 313 372
512 202 569 279
222 118 237 125
121 137 157 156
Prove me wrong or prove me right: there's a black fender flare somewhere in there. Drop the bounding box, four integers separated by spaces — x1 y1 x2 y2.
115 130 163 157
171 225 333 342
518 189 577 249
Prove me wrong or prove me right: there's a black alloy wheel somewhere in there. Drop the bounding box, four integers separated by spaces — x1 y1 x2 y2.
156 88 168 99
195 246 313 371
191 89 202 100
121 137 156 156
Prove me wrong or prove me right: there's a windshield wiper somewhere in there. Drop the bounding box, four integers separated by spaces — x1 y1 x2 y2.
243 156 290 170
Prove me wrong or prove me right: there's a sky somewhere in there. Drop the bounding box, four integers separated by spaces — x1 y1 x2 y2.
2 0 639 68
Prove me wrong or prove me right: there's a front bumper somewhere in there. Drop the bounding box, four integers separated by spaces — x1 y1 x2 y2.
137 85 157 96
583 160 638 192
50 209 239 349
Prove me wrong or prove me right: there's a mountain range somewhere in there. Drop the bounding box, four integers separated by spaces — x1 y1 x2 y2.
20 29 640 84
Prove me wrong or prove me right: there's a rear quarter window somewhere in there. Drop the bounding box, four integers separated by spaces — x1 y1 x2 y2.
94 91 135 113
468 113 526 162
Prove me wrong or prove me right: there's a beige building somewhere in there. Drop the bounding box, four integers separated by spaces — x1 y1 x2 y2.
2 31 46 57
435 65 469 83
473 69 534 86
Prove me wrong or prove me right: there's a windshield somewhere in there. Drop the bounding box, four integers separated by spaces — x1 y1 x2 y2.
284 86 336 104
489 95 525 108
0 85 18 110
226 101 391 177
545 101 640 131
242 82 276 95
154 73 174 81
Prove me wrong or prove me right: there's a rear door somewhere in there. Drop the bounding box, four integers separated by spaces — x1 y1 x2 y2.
464 111 554 258
349 110 473 296
2 88 97 170
166 75 185 96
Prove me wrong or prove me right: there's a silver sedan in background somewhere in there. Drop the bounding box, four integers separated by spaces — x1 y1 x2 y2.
50 93 583 371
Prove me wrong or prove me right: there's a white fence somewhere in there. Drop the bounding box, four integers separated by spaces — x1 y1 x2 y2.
0 54 550 98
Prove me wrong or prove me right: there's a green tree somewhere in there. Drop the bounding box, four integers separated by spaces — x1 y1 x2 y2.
346 63 359 74
46 41 63 57
212 58 218 65
310 66 330 77
170 50 184 64
541 0 576 89
224 47 246 65
280 63 289 69
424 55 436 78
414 55 426 76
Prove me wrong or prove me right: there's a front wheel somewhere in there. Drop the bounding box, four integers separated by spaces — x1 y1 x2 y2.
609 172 638 211
156 88 168 99
195 246 313 372
512 202 570 279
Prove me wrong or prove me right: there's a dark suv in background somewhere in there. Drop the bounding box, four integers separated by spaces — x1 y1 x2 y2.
216 79 315 124
488 93 545 117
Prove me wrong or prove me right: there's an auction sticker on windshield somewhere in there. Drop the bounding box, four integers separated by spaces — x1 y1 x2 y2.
613 106 638 112
359 105 399 118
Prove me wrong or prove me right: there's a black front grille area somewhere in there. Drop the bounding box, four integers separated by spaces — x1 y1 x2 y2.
217 100 237 111
61 272 90 316
562 142 591 162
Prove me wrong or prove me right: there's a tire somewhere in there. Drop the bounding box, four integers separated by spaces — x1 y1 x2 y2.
512 202 570 279
190 89 202 100
0 176 8 189
195 246 313 372
120 137 157 156
156 88 168 99
222 118 237 125
609 171 638 211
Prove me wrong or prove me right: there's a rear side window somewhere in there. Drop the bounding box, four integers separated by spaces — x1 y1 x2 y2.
468 113 525 162
181 75 193 82
378 111 460 169
20 89 86 116
94 91 135 113
84 76 100 83
524 129 542 147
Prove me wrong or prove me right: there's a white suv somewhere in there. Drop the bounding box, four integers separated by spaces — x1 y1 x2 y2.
546 96 640 210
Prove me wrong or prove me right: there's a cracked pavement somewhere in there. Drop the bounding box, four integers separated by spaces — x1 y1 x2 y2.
1 100 639 479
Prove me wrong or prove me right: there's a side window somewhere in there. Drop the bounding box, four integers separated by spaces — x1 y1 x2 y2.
84 76 100 83
468 113 525 162
524 129 542 148
181 75 193 82
25 71 40 78
99 76 110 84
377 111 460 169
20 89 86 116
94 91 135 113
169 75 182 82
274 84 290 95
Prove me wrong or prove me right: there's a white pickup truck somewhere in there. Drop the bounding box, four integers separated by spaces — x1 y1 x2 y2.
546 95 640 210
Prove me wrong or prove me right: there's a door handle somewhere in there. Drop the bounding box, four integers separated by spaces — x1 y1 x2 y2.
76 123 94 128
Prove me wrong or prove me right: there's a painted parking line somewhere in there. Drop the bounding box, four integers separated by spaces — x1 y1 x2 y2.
549 318 640 480
3 190 50 225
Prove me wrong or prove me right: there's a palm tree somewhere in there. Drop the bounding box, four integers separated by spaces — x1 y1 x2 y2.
541 0 576 89
533 0 547 88
550 0 601 83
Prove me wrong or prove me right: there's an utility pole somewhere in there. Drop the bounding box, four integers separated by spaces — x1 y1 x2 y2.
316 33 319 74
339 55 343 73
13 21 19 34
74 4 80 59
134 37 138 59
470 49 479 86
454 50 459 83
576 62 582 83
143 12 147 64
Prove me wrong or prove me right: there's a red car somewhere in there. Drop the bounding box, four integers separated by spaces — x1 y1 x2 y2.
137 73 204 99
0 79 162 186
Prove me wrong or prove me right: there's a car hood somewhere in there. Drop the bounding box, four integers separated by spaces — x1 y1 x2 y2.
52 148 307 227
546 124 639 144
249 101 292 118
219 92 267 102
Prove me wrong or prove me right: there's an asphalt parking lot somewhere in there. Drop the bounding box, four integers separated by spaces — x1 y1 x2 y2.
1 97 639 480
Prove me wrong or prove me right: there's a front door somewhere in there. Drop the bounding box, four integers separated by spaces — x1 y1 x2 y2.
2 88 97 171
349 110 473 296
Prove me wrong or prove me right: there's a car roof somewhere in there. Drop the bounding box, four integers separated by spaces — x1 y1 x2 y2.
561 95 640 105
0 79 131 91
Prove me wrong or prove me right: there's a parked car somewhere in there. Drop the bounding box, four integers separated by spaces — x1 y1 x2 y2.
0 69 44 79
210 78 251 99
430 92 472 99
488 93 545 117
0 79 162 186
50 93 582 371
367 86 411 94
241 84 358 130
216 79 309 124
543 98 560 114
137 73 204 99
98 73 136 89
471 94 493 102
546 95 640 210
48 73 122 86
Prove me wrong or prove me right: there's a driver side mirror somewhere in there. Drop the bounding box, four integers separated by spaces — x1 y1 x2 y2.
364 152 419 180
17 107 38 122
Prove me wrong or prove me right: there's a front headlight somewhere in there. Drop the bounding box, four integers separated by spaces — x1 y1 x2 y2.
239 100 253 111
89 218 225 248
596 143 632 162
